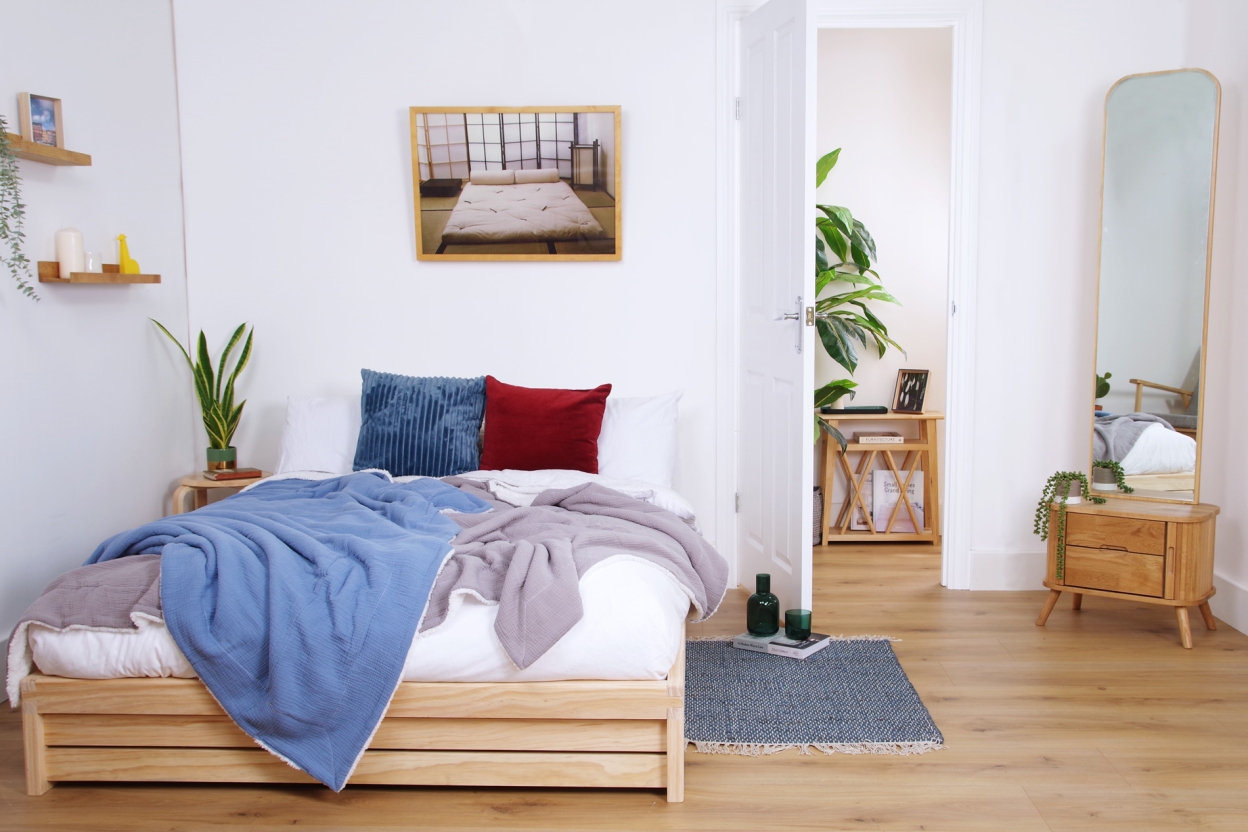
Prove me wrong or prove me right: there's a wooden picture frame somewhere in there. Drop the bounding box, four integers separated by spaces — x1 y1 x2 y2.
410 106 621 262
18 93 64 149
892 369 930 413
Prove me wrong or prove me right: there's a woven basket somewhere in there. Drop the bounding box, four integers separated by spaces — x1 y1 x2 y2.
813 486 823 542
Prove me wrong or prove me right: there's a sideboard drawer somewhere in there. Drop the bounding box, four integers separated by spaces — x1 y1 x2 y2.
1066 513 1166 555
1064 546 1164 597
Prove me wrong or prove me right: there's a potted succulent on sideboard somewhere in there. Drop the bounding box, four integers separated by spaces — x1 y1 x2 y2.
152 320 254 470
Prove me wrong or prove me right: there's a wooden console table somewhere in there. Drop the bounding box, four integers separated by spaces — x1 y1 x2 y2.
1036 498 1219 648
818 411 943 545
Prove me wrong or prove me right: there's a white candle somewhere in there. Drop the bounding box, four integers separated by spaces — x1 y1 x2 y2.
56 228 85 278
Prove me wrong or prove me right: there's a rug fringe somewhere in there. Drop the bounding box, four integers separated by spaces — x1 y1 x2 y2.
689 634 900 642
690 740 941 757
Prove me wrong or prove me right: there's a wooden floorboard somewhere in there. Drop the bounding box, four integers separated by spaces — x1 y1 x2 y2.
4 544 1247 830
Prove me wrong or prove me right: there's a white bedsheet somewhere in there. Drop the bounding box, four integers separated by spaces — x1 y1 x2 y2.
440 181 604 244
26 470 708 683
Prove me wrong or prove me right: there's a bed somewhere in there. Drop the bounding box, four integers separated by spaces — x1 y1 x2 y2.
437 170 606 253
12 381 713 802
1093 411 1197 495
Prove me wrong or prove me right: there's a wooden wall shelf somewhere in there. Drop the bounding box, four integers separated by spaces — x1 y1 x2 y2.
4 133 91 166
37 261 159 284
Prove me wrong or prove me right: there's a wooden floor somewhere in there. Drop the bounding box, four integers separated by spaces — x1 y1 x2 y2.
4 544 1247 830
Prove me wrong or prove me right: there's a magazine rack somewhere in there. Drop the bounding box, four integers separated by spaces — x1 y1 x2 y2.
818 411 944 545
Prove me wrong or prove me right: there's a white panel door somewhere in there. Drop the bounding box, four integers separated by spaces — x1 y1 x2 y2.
737 0 815 612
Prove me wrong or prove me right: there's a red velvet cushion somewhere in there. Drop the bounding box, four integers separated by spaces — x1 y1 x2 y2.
480 376 612 473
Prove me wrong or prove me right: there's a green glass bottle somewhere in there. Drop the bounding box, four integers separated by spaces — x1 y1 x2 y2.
746 573 780 636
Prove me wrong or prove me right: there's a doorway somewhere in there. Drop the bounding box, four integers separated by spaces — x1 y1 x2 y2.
813 27 952 553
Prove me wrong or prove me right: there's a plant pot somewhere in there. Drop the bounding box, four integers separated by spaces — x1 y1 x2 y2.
1051 479 1083 505
1091 466 1118 492
206 446 237 471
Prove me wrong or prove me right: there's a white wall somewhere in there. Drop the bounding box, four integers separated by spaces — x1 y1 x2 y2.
814 28 951 411
1184 0 1248 633
967 0 1187 588
0 0 194 671
170 1 722 542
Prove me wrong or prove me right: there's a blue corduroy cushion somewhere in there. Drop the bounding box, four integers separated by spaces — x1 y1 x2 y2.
352 370 486 477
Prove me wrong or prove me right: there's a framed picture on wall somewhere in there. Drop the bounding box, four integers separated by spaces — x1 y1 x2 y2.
18 93 64 149
409 106 621 261
892 369 930 413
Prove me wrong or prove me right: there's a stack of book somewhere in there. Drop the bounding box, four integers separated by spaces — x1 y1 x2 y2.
731 631 831 660
202 467 263 481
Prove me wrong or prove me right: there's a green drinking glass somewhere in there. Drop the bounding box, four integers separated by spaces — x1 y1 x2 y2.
785 608 811 641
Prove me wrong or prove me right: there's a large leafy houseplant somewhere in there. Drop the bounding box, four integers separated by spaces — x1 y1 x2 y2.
813 148 904 448
152 320 254 461
0 117 37 301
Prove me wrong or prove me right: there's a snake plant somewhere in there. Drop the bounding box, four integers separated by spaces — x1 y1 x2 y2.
152 320 254 450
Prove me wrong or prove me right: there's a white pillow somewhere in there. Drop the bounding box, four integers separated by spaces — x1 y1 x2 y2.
469 170 514 185
514 168 561 184
275 396 362 475
596 392 682 488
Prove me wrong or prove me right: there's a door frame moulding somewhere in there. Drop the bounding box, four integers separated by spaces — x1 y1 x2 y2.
715 0 983 589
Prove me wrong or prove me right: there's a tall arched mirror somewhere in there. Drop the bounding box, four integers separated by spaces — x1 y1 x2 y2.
1090 69 1220 503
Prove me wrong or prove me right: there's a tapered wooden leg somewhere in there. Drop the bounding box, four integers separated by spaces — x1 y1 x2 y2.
1071 593 1083 611
1198 601 1217 631
1036 589 1062 626
1176 606 1194 649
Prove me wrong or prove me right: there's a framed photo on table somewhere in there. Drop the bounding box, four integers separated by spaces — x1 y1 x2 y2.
18 93 64 149
892 369 930 413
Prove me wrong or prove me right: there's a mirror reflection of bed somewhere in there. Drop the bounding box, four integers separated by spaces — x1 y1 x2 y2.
414 110 617 256
1090 69 1216 504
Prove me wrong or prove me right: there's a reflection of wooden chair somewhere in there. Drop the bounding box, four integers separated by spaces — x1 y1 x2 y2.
1130 378 1197 437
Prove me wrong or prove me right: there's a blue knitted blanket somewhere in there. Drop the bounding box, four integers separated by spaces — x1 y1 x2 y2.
86 472 489 790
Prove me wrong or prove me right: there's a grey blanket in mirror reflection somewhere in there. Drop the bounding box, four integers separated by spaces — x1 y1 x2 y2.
1093 411 1174 462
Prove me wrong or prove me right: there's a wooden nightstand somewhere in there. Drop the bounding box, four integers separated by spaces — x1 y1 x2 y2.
1036 498 1219 648
171 472 270 515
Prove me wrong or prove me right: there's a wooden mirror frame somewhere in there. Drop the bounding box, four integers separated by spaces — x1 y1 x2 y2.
1088 69 1221 504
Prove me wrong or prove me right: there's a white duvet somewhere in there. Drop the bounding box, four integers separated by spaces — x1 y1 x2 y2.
441 182 605 244
1120 422 1197 475
25 470 708 684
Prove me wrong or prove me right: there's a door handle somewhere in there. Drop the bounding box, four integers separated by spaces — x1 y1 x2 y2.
775 296 804 353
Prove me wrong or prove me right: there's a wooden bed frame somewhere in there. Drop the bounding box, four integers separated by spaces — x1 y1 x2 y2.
20 636 685 801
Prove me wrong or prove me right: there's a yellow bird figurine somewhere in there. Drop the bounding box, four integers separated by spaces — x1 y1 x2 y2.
117 234 141 274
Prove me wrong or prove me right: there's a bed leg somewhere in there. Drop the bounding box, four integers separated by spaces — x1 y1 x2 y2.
21 681 52 795
666 705 685 803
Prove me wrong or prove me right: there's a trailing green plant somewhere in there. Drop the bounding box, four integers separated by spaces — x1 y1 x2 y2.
1095 371 1112 400
811 148 904 447
1033 471 1107 580
0 117 37 301
152 320 254 450
1092 459 1134 494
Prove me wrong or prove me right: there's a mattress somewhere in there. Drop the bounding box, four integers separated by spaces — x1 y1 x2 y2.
1120 421 1197 475
441 181 605 244
26 555 690 683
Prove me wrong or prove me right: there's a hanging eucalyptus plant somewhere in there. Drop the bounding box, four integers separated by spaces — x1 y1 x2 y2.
813 148 904 448
0 117 37 301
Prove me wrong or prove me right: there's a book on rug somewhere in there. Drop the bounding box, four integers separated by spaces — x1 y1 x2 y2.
731 632 832 660
872 470 924 533
852 431 904 444
202 467 264 481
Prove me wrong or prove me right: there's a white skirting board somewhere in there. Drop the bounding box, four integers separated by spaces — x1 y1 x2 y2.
966 549 1046 590
1211 573 1248 636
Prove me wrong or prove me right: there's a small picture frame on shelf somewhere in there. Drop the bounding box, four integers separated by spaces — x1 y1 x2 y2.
18 93 63 148
892 369 930 413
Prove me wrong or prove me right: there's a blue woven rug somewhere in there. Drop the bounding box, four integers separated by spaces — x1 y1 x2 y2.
684 638 943 755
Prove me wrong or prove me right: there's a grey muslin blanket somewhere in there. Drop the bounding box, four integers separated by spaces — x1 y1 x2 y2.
1093 411 1174 462
424 481 729 669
